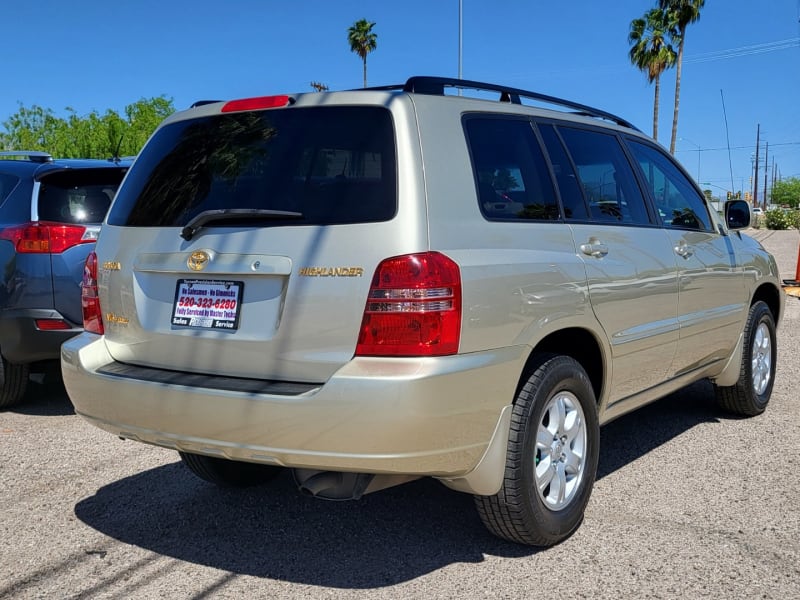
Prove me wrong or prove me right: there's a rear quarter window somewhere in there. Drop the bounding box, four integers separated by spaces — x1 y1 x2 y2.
0 173 20 206
465 116 559 221
108 106 397 227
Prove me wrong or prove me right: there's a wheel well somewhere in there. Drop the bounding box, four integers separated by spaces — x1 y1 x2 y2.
752 283 781 322
518 328 604 403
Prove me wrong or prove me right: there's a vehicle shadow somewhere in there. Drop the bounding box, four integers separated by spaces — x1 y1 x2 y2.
73 380 723 588
597 379 720 479
75 468 533 588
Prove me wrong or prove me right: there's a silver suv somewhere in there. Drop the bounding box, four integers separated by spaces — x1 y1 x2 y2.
62 77 784 546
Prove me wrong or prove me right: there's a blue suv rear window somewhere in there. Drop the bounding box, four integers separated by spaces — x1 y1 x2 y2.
37 169 123 224
109 106 397 227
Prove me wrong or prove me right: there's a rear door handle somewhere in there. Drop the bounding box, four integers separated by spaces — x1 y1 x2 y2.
674 243 694 259
580 239 609 258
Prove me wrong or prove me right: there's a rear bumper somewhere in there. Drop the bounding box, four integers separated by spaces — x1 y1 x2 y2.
0 309 81 363
61 333 526 478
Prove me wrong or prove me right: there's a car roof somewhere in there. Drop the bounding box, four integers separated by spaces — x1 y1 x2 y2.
174 76 644 138
0 152 133 178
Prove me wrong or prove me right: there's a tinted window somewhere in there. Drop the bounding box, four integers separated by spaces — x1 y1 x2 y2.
37 169 126 224
538 124 588 220
0 173 20 205
558 127 651 225
108 107 396 227
627 140 712 231
465 117 558 221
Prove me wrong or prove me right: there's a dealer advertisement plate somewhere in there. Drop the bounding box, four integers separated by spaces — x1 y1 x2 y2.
172 279 243 330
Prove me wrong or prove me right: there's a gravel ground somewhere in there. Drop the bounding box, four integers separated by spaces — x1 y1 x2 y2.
1 229 798 600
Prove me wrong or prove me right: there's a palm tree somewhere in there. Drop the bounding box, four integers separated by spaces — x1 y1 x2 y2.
347 19 378 88
659 0 705 154
628 8 677 141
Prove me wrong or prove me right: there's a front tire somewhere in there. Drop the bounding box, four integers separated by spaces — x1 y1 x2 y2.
179 452 282 487
474 355 600 546
714 300 777 416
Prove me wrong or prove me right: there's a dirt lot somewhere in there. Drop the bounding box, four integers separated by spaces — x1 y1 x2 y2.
1 229 798 599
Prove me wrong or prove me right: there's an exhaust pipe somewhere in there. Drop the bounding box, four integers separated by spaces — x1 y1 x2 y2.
293 469 374 501
298 471 345 496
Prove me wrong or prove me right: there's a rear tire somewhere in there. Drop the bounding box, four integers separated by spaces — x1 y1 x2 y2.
714 300 776 416
179 452 282 487
474 355 600 546
0 358 30 410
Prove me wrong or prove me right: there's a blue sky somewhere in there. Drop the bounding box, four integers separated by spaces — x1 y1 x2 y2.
4 1 799 198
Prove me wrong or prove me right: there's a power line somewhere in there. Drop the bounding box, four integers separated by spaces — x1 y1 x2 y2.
684 37 800 63
675 141 800 153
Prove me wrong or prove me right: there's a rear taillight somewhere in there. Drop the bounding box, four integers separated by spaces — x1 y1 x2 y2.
81 252 104 335
0 222 96 254
356 252 461 357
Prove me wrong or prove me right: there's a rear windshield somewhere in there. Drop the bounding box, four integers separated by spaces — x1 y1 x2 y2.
38 168 127 224
108 106 397 227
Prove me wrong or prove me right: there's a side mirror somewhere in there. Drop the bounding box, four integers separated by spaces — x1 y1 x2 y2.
725 199 750 230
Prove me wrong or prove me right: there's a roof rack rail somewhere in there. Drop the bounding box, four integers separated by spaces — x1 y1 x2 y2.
368 76 639 132
107 155 137 164
0 150 54 163
191 100 223 108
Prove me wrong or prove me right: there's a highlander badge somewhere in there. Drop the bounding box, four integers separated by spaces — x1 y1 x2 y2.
298 267 364 277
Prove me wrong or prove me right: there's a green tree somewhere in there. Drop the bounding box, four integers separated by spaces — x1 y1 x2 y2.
658 0 705 154
771 177 800 209
123 96 175 154
0 105 62 150
0 96 175 158
347 19 378 88
628 8 677 140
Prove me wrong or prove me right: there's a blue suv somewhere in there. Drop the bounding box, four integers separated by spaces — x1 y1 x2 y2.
0 151 131 408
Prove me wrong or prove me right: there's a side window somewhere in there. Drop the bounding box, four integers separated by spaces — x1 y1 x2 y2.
627 140 712 231
0 173 20 206
538 124 588 220
465 117 559 221
558 127 651 225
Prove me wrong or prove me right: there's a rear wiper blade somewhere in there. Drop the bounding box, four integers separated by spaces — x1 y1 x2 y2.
180 209 303 241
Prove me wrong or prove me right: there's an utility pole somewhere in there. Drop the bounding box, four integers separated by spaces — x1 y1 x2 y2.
772 161 777 196
458 0 462 80
457 0 463 95
752 124 760 208
763 142 768 210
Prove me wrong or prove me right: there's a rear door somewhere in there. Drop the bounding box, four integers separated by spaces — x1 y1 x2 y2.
100 101 416 383
542 124 680 402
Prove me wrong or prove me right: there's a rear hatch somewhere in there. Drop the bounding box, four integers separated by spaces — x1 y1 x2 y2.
100 98 421 383
38 167 128 323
